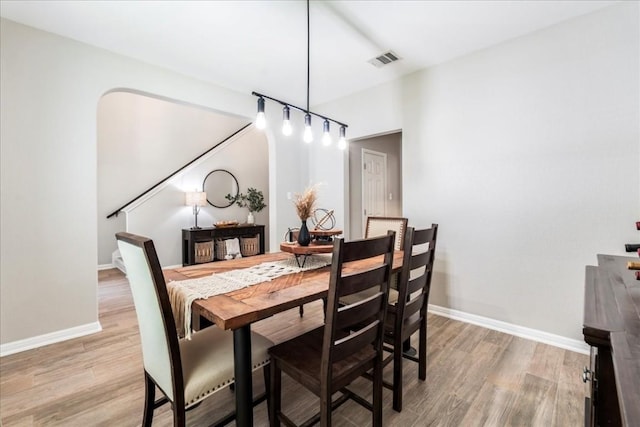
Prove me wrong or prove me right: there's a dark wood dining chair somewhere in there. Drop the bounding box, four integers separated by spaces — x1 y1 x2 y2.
382 224 438 412
116 232 273 427
268 233 396 427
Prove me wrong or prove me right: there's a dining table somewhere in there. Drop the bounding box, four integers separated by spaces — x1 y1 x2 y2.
164 249 403 427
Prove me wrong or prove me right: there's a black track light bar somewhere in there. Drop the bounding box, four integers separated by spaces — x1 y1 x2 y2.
251 91 348 129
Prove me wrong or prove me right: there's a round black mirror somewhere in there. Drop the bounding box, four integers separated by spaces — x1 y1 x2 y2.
202 169 239 208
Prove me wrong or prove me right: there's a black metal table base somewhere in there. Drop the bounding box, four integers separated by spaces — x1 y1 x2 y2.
293 254 311 268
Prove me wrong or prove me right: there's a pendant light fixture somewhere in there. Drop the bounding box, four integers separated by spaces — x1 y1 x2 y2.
338 125 347 150
282 105 292 136
322 120 332 146
252 0 348 149
255 96 266 130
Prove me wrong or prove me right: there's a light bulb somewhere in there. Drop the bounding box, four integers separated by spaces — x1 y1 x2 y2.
322 120 331 146
255 97 266 130
338 126 347 150
303 126 313 143
256 112 266 130
282 105 292 136
282 120 292 136
303 113 313 143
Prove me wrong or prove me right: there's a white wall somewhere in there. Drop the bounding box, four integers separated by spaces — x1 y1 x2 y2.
0 18 305 347
97 91 269 267
308 138 347 234
261 104 350 243
125 128 270 266
328 2 640 341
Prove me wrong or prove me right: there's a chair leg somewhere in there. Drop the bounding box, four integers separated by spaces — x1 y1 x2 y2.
320 388 332 427
263 363 271 421
270 360 281 427
173 403 186 427
419 322 427 380
142 372 155 427
392 339 404 412
373 355 383 427
402 338 415 355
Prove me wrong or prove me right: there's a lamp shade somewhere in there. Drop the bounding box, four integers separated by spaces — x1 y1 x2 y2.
185 191 207 207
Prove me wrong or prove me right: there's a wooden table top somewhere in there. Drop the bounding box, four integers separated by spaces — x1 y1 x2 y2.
164 251 403 331
280 241 334 255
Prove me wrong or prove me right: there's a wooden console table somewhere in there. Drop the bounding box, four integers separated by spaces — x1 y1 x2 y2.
182 224 265 266
582 254 640 427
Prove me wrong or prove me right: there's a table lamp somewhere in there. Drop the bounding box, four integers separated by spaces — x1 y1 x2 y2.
185 191 207 229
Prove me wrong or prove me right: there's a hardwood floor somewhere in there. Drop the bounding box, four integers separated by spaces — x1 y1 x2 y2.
0 269 588 426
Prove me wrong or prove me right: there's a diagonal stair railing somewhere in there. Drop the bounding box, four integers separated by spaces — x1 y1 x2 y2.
106 123 251 219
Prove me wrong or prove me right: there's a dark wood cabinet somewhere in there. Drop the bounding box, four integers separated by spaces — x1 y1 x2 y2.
582 254 640 427
182 224 265 266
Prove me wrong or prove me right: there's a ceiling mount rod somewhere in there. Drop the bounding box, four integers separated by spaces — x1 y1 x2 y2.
306 0 310 114
251 91 348 128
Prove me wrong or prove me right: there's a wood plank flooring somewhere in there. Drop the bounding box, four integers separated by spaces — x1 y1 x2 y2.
0 269 588 426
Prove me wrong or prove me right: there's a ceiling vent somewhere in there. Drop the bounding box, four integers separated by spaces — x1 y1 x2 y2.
368 50 401 68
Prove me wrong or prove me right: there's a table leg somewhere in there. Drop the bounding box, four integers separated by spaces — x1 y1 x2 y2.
403 340 417 357
233 325 253 427
293 254 309 268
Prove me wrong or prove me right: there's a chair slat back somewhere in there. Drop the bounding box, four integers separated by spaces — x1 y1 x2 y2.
331 322 380 362
403 293 424 319
116 232 183 402
336 265 389 297
365 216 408 251
335 291 384 330
395 225 438 336
406 251 430 295
322 233 395 370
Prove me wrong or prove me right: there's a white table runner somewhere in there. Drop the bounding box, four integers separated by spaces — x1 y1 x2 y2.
168 254 331 338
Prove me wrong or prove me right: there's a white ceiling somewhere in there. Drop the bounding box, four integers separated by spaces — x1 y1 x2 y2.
0 0 617 107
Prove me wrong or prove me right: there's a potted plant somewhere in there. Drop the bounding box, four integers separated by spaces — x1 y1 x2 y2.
226 187 266 224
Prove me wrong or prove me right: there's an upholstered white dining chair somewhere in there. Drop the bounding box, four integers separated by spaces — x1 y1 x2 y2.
365 216 408 251
116 232 272 426
366 216 408 291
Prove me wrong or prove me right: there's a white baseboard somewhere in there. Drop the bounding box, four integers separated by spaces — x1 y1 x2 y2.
101 263 182 274
428 304 589 355
0 321 102 357
0 306 587 357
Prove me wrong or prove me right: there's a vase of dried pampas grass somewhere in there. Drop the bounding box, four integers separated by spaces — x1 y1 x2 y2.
293 185 318 246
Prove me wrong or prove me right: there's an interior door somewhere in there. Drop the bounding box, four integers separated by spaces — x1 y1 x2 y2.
361 149 387 234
